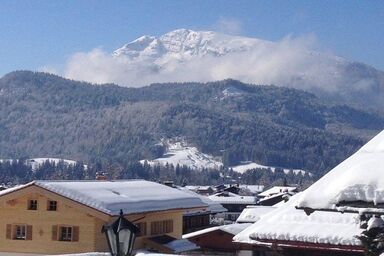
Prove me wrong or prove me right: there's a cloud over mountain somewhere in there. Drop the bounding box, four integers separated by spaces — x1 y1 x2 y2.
63 29 384 109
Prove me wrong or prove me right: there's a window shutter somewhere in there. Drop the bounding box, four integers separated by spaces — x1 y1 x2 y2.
52 225 58 241
26 225 33 240
6 224 12 239
72 226 79 242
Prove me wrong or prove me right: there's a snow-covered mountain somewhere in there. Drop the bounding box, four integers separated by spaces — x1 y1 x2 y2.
113 29 272 61
86 29 377 110
65 28 384 109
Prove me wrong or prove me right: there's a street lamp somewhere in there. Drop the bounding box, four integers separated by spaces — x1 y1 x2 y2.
102 209 139 256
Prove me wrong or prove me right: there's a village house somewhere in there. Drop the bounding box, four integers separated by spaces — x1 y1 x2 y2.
0 180 207 255
208 191 257 222
257 186 298 206
233 130 384 255
184 205 275 252
177 187 226 234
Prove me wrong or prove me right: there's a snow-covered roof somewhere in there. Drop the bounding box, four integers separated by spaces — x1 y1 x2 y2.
208 192 257 205
0 180 207 216
239 185 265 194
177 187 227 214
296 130 384 212
236 206 276 223
234 195 362 247
183 223 251 239
258 186 297 198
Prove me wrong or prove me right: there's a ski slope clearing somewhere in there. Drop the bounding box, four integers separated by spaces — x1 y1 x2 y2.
141 141 223 170
230 161 308 176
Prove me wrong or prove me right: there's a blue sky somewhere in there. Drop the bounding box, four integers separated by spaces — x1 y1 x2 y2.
1 0 383 76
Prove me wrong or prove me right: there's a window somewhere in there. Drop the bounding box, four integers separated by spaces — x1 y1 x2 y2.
6 224 32 240
48 200 57 211
150 219 173 235
52 225 79 242
60 226 72 241
15 225 26 240
136 222 147 237
28 200 37 210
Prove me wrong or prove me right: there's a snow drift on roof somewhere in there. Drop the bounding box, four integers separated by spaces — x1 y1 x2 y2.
208 192 257 205
296 130 384 211
234 195 362 246
183 223 251 239
14 180 207 216
236 206 276 223
258 186 297 198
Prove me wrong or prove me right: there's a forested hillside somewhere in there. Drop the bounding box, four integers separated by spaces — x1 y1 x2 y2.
0 71 383 177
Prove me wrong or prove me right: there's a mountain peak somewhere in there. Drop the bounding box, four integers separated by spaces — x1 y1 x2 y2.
113 28 268 60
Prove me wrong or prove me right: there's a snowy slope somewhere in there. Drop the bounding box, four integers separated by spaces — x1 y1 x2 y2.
0 158 87 171
141 140 308 176
26 158 86 171
231 161 307 176
140 140 223 170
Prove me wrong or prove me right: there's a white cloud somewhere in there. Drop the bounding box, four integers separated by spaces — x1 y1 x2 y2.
61 33 362 94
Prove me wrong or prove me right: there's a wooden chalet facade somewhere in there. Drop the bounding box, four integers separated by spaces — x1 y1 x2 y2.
0 180 206 254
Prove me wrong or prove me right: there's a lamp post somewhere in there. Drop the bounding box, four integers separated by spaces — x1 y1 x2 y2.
102 209 139 256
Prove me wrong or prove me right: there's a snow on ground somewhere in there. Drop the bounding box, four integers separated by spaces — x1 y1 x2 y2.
140 140 223 170
296 130 384 211
231 161 308 176
0 158 88 171
234 194 362 246
26 158 88 171
141 140 307 175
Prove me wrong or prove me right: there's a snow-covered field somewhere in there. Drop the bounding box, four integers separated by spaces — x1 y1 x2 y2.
140 140 223 170
0 158 87 171
230 161 308 176
141 140 308 176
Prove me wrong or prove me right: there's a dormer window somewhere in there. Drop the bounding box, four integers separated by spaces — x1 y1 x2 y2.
28 200 37 210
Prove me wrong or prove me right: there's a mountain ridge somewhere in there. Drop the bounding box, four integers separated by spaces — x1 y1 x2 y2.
1 71 382 176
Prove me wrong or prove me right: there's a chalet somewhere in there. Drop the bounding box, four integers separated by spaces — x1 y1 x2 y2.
233 130 384 256
234 195 364 256
0 180 207 254
183 205 275 252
